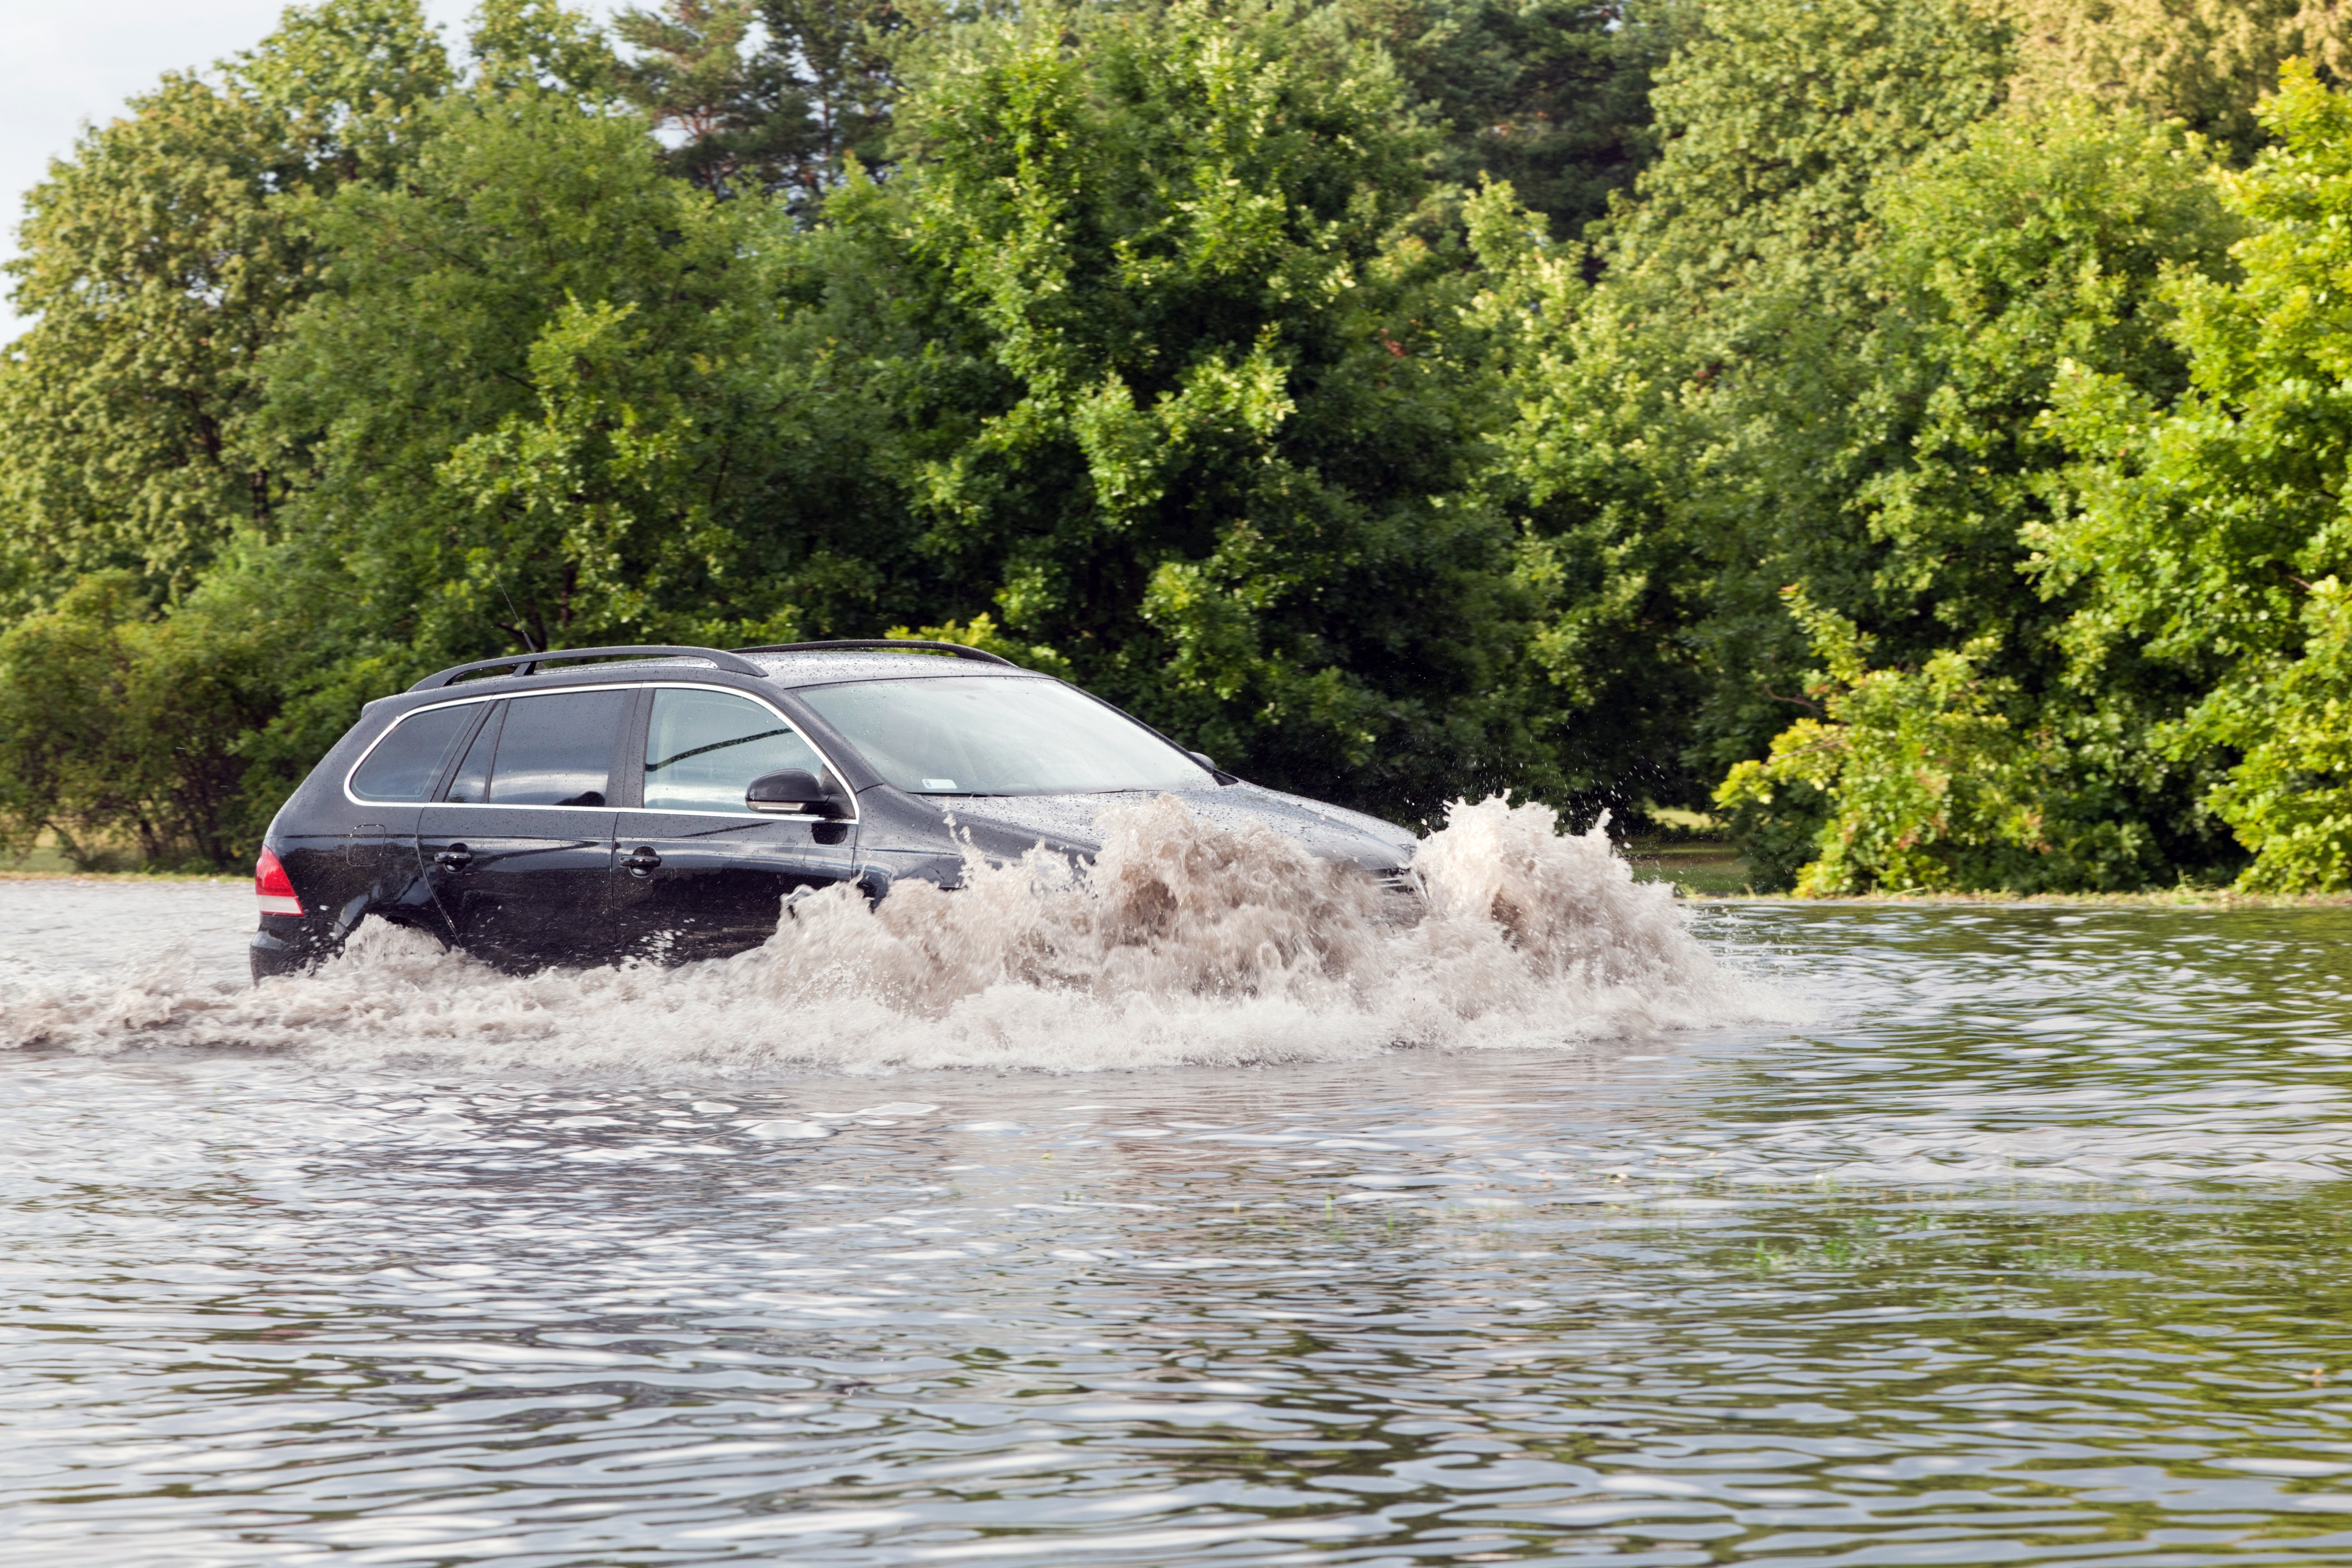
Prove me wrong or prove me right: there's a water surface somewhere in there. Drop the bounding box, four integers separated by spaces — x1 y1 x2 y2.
7 884 2352 1565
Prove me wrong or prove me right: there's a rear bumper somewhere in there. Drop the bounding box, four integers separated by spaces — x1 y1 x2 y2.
250 915 338 983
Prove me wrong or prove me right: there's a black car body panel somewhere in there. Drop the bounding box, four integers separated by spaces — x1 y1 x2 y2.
250 648 1417 980
606 803 861 961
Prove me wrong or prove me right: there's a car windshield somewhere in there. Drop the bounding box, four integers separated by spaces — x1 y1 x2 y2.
796 675 1213 795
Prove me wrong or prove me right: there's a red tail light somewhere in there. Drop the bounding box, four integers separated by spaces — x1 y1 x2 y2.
256 847 304 917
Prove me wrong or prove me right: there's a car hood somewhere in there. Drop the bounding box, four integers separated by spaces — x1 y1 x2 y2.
938 783 1418 872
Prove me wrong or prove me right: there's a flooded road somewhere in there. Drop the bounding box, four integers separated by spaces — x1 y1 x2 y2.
8 878 2352 1565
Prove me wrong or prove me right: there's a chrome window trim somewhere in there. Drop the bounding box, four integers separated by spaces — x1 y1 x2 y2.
342 689 509 807
341 681 861 823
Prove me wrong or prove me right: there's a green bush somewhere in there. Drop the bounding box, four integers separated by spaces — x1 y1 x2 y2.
0 573 292 869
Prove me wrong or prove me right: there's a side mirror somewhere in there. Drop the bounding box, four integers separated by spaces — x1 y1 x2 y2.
1189 750 1217 772
746 769 846 818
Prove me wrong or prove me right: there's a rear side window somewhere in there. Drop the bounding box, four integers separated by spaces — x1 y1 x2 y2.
480 689 628 807
351 704 478 802
643 689 827 813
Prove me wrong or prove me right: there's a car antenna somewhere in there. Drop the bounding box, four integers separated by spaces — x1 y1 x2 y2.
500 585 538 653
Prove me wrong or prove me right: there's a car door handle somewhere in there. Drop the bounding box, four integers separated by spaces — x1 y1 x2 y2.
434 844 473 871
623 847 661 877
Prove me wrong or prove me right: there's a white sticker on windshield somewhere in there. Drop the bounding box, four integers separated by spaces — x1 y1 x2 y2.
923 778 957 791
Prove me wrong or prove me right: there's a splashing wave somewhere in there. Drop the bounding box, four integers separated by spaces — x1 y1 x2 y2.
0 796 1767 1073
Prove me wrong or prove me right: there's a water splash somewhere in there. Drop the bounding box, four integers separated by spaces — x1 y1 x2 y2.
0 796 1764 1073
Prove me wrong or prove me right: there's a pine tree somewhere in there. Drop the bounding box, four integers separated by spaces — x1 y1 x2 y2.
612 0 902 207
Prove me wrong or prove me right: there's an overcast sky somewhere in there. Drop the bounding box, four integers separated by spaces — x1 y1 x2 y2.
0 0 621 339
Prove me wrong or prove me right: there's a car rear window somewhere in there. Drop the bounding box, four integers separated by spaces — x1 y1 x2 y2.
350 704 477 802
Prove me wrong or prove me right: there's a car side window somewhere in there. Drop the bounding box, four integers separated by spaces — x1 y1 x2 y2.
644 689 827 814
477 689 629 807
351 704 477 802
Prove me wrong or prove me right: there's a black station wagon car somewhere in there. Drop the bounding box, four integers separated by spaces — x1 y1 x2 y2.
250 641 1419 979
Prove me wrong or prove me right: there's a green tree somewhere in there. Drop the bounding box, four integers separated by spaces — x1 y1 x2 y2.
837 0 1550 818
1715 588 2057 894
0 572 294 869
1455 181 1709 816
1339 0 1686 238
1857 104 2234 655
248 83 883 697
2044 63 2352 889
1484 0 2013 821
1743 101 2245 890
468 0 620 97
2197 578 2352 890
1992 0 2350 162
757 0 904 199
0 0 450 611
612 0 904 206
1600 0 2014 321
612 0 784 196
1626 0 2016 786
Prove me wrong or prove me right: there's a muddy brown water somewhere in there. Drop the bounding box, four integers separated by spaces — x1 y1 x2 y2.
7 846 2352 1564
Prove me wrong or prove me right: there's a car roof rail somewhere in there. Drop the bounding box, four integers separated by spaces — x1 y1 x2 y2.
732 638 1018 668
407 644 771 692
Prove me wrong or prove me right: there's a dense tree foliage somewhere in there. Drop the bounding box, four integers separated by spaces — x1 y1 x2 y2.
0 0 448 612
1719 102 2246 891
1994 0 2350 159
1338 0 1685 237
2044 63 2352 890
854 0 1567 815
0 571 293 868
2 0 2350 879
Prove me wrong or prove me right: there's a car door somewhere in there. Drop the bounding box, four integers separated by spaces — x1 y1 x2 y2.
608 685 861 962
415 688 629 968
340 700 483 935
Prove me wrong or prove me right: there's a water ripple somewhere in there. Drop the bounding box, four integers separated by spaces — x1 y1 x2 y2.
7 896 2352 1562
